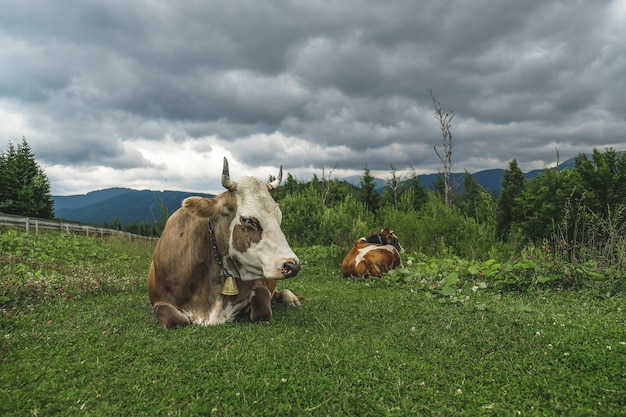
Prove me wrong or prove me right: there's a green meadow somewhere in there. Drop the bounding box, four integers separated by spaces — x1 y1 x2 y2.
1 230 624 416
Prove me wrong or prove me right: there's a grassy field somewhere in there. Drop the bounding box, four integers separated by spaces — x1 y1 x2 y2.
1 230 625 416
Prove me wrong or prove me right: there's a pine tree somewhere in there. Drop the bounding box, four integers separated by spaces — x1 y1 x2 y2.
459 171 495 224
496 159 525 240
360 166 380 214
0 138 54 218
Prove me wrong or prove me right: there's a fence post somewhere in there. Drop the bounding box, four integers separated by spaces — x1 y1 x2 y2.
25 218 30 234
35 219 39 235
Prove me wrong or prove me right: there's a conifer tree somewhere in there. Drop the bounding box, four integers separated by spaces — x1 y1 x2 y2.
496 159 525 240
360 166 380 214
0 138 54 218
459 171 495 224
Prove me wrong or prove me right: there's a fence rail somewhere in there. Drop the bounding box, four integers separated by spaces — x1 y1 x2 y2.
0 213 156 240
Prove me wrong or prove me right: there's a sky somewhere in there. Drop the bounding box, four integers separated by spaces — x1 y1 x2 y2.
1 0 625 196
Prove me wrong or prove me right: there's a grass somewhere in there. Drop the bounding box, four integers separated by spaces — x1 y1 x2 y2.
1 230 625 416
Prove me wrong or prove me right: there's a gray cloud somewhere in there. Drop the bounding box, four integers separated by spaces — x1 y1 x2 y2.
1 0 624 195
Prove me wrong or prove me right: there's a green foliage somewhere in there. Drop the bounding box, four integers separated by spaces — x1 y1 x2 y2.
319 194 374 247
384 240 620 297
516 168 580 241
0 138 54 218
380 195 496 259
278 186 325 246
574 148 626 217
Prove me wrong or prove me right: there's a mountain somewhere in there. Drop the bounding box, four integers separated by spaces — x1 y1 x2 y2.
53 187 138 210
53 189 214 226
343 156 577 195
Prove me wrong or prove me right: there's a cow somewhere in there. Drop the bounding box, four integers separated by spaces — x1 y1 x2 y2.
148 157 301 328
340 228 404 277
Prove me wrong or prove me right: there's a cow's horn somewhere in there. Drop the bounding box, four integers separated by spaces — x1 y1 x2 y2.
221 157 234 190
267 166 283 190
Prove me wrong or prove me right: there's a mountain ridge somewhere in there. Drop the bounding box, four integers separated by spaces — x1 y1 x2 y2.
53 189 214 226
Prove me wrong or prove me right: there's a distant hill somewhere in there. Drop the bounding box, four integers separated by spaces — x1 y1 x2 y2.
53 188 214 226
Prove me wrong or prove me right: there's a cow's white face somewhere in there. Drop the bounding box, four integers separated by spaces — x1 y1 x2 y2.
182 173 300 281
225 176 300 280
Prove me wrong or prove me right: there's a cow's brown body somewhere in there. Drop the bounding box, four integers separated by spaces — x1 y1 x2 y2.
341 228 404 277
148 158 301 328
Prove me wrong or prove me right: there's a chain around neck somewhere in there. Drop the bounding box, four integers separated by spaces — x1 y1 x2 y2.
207 219 231 279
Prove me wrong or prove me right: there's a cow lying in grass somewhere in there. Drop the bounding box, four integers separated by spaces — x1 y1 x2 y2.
148 158 301 328
340 228 404 277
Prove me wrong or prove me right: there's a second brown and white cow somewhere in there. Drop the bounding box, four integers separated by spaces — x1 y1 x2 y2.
148 158 301 328
341 228 404 277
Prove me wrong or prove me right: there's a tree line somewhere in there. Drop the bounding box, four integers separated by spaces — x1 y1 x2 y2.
2 138 625 267
271 147 625 270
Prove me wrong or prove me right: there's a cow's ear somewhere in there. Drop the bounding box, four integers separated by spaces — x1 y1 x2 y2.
182 197 220 219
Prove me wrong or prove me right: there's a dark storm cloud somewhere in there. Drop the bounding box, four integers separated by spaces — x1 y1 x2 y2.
0 0 624 194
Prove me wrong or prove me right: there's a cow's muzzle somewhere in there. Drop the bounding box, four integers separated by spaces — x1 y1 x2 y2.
281 261 301 279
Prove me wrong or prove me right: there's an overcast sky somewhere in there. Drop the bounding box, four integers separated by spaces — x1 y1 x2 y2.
1 1 624 196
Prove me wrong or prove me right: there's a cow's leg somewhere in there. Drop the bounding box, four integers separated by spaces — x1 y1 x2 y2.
250 286 273 322
153 302 191 329
273 289 301 308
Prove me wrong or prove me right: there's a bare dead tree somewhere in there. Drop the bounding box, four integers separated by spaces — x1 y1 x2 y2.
554 145 560 170
387 165 402 209
429 89 455 207
320 164 338 206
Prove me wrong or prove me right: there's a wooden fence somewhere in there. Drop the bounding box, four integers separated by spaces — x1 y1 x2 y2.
0 213 156 240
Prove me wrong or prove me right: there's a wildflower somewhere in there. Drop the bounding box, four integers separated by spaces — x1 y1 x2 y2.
455 388 462 395
472 285 478 293
281 378 287 383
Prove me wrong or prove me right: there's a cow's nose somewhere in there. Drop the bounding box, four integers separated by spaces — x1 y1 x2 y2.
282 261 301 278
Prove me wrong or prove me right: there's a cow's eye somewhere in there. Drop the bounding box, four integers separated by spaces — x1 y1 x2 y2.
240 216 259 230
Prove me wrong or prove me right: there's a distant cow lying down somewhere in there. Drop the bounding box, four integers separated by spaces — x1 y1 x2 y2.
341 228 404 277
148 157 301 328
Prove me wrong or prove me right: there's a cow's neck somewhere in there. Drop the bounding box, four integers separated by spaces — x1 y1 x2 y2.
207 219 239 295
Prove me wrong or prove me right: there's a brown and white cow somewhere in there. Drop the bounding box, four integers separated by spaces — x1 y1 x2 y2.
340 228 404 277
148 157 301 328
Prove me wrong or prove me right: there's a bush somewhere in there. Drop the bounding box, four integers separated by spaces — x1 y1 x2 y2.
378 196 496 259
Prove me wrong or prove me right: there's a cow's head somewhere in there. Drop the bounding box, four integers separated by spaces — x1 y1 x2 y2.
182 157 300 280
379 228 405 254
